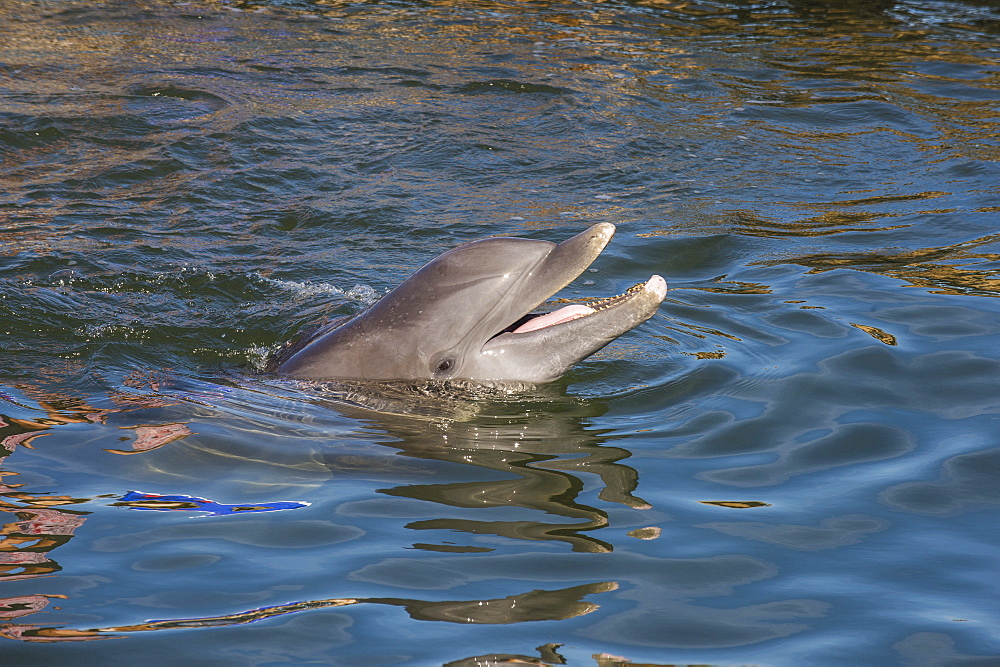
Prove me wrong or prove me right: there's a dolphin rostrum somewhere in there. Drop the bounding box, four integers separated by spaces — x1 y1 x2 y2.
274 223 666 384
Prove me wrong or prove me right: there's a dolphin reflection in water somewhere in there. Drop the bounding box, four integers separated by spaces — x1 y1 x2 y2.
272 223 666 384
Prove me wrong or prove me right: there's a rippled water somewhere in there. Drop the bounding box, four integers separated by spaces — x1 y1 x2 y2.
2 0 999 663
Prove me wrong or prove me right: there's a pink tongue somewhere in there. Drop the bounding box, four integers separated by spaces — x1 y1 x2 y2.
512 305 595 333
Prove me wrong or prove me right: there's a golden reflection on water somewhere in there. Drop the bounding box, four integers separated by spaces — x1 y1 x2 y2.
850 323 898 345
756 232 1000 297
3 0 996 253
699 500 772 509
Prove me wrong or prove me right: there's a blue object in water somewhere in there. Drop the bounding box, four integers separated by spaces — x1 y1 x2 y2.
116 491 310 517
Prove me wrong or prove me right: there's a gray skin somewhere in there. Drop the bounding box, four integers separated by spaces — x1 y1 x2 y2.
275 223 666 384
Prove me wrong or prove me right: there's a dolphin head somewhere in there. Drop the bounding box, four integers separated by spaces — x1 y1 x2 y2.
275 223 666 384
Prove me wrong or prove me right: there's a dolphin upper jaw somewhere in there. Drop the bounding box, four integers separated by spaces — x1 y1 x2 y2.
453 222 617 357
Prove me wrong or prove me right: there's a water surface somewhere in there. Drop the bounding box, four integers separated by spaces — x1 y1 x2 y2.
1 0 999 664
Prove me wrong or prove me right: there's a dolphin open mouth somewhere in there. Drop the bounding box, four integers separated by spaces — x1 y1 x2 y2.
474 222 667 384
497 276 668 337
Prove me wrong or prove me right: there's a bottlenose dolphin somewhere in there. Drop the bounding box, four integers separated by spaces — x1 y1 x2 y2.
274 223 666 384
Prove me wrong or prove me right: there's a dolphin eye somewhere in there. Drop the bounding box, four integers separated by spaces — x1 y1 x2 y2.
435 358 455 374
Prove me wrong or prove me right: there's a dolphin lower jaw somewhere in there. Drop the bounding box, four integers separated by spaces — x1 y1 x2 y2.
475 275 667 383
507 277 663 334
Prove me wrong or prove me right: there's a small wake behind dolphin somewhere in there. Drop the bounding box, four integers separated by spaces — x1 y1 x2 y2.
271 224 666 384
